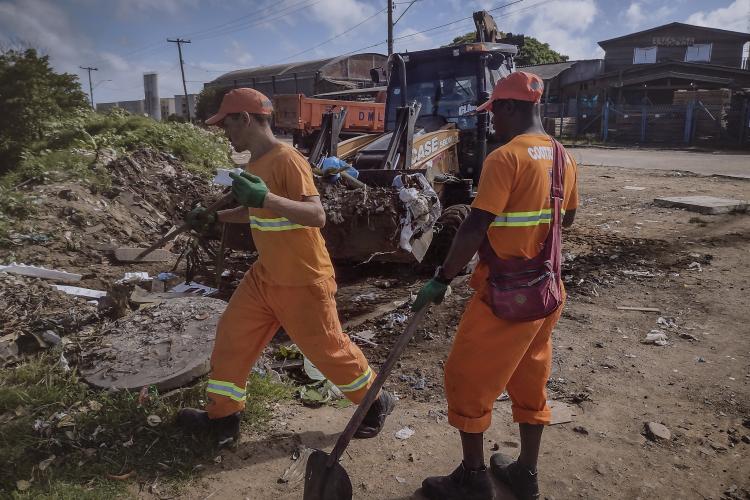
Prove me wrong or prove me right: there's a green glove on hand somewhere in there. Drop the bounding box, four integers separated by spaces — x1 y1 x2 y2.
411 278 449 312
185 206 216 233
229 171 269 208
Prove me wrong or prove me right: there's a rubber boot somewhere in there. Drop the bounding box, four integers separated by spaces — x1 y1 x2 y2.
353 390 395 439
490 454 540 500
176 408 240 447
422 462 494 500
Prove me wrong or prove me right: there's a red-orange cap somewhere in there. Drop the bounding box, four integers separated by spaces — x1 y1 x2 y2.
477 71 544 112
205 88 273 125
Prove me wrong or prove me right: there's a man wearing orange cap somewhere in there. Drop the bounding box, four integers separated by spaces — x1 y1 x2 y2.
414 72 579 499
177 88 394 446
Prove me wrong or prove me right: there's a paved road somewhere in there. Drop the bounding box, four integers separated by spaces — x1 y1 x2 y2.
570 147 750 179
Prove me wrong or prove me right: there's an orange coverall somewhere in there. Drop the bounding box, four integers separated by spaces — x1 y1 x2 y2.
206 143 374 419
445 133 579 433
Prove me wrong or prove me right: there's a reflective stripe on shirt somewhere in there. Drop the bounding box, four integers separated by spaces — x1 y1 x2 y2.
490 208 566 227
249 216 304 232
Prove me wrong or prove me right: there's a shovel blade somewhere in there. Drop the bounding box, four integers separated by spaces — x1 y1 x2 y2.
303 449 352 500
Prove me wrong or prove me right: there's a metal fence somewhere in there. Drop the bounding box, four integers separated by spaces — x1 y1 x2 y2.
542 99 750 147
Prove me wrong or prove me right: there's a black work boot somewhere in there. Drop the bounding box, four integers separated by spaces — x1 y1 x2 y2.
353 390 395 439
422 462 494 500
490 454 540 500
176 408 241 447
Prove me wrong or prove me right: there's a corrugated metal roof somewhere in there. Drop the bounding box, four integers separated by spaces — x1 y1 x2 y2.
209 53 384 85
519 61 576 80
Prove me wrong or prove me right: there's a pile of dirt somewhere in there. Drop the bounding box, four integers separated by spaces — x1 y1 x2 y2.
1 148 221 270
0 273 100 364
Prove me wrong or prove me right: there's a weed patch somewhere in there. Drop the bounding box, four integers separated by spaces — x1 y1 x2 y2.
0 355 292 498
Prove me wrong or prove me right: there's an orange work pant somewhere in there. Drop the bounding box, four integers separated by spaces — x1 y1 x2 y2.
445 288 564 433
206 265 375 419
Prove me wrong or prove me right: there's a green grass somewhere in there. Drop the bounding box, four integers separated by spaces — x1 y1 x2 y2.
0 355 293 498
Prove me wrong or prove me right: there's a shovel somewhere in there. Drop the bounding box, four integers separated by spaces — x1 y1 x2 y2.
303 306 428 500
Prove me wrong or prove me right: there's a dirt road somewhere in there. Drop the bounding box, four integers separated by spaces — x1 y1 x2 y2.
571 147 750 179
170 164 749 499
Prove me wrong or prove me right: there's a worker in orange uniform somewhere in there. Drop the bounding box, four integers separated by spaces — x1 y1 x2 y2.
413 72 579 500
177 88 394 446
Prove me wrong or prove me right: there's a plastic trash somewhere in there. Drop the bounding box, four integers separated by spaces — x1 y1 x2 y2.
320 157 358 183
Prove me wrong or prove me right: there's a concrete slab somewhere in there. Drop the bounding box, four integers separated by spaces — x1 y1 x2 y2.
653 195 748 215
81 297 226 391
114 247 175 262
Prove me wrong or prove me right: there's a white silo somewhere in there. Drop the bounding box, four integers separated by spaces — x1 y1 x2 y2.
143 72 161 121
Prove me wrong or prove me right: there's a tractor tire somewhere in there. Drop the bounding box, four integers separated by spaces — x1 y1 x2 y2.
423 203 471 267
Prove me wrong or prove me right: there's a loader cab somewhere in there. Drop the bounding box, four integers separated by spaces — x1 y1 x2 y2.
383 42 516 182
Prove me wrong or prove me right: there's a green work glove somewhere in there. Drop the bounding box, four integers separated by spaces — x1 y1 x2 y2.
229 171 269 208
411 278 449 311
184 206 216 233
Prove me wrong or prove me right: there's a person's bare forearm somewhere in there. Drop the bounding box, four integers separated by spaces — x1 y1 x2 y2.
217 206 250 224
440 208 495 280
263 193 326 228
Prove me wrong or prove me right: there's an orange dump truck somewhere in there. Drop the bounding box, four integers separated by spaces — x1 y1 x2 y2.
273 94 385 149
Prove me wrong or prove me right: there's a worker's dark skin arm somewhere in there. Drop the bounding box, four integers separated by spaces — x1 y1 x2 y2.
563 208 576 228
440 207 496 280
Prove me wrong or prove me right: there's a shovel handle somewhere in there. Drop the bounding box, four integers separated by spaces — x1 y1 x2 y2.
327 306 428 467
135 192 235 261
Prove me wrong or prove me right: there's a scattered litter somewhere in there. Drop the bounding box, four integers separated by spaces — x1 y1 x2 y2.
642 330 669 346
58 352 70 372
679 332 699 341
116 272 151 284
353 292 378 302
16 480 31 491
549 401 576 425
279 446 314 484
169 281 218 297
298 380 341 407
355 329 375 341
644 422 671 441
687 261 703 272
696 357 706 363
496 392 510 402
213 167 244 186
50 284 107 299
303 356 326 382
623 186 646 191
395 426 415 440
656 317 677 329
617 306 660 313
41 331 62 346
0 263 81 283
384 312 408 329
395 476 406 484
573 426 589 435
106 471 136 481
38 455 55 472
621 270 655 278
146 415 162 427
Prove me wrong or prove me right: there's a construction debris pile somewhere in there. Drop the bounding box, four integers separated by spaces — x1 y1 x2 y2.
5 148 221 271
0 274 100 365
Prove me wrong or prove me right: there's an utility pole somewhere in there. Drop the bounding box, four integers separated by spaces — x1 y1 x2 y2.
79 66 98 108
387 1 393 56
167 38 192 122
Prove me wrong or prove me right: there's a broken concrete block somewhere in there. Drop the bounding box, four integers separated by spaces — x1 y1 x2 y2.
0 264 81 283
114 247 175 263
653 196 748 215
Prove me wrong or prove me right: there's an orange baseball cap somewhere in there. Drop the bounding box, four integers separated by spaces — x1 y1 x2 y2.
205 88 273 125
477 71 544 112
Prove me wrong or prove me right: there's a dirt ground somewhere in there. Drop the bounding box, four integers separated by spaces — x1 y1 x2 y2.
148 163 750 499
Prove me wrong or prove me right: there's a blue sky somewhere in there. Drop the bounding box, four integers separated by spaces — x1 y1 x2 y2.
1 0 748 104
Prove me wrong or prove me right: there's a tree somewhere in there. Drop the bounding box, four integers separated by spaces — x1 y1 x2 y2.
444 32 568 67
195 86 227 124
0 48 89 173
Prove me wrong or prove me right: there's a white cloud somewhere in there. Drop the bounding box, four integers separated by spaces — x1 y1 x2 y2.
394 27 436 52
309 0 377 31
625 3 646 28
686 0 750 32
503 0 599 60
225 40 254 66
114 0 198 18
624 2 674 29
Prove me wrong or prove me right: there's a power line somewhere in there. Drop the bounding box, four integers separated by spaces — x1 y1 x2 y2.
191 0 324 42
279 7 387 63
393 0 421 26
